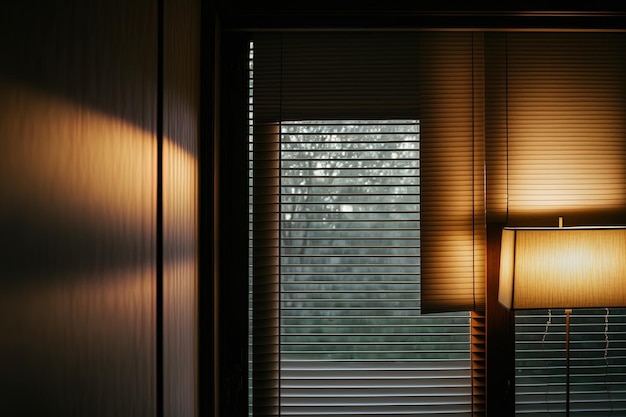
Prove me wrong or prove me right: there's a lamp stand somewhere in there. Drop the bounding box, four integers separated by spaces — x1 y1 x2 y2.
565 308 572 417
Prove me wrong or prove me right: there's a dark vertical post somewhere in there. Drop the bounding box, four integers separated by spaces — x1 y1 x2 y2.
218 31 250 417
486 223 516 416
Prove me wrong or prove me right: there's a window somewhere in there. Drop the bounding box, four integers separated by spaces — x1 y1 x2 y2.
223 26 626 417
250 119 472 416
249 118 473 416
247 32 485 417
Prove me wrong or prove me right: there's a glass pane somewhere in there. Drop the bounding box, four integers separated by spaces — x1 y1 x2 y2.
278 120 471 416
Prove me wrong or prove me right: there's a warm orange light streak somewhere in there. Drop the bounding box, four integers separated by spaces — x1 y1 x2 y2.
0 80 156 230
0 80 196 230
163 138 198 237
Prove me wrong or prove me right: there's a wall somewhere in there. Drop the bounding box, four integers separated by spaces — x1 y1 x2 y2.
163 0 200 415
0 0 199 415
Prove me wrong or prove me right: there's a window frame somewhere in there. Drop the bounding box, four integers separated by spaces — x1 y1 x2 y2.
212 11 626 416
246 30 485 409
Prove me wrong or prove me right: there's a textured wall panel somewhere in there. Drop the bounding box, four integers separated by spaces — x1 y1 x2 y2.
0 1 158 416
163 0 200 415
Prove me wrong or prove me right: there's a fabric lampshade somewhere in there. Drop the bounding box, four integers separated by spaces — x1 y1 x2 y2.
499 226 626 310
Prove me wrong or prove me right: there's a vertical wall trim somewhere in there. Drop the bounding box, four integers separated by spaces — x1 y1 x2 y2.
156 0 165 415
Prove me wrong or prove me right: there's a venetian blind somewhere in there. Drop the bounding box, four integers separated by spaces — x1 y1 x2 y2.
485 32 626 414
486 32 626 226
251 32 485 417
419 32 485 313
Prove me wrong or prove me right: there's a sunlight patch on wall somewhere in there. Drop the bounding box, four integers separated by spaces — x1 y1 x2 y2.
0 80 155 230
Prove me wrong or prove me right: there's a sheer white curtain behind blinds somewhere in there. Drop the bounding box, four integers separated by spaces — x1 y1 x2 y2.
251 32 485 417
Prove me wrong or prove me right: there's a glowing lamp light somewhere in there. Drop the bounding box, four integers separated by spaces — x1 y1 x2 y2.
498 225 626 310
